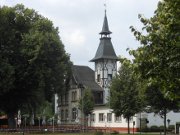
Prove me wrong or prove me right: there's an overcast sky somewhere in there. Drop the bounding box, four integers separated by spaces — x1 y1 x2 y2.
1 0 159 69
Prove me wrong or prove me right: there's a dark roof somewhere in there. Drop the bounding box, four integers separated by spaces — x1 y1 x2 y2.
90 38 118 62
90 10 118 62
72 65 103 91
99 11 112 35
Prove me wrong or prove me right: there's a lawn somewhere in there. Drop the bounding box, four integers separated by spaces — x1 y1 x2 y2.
0 133 161 135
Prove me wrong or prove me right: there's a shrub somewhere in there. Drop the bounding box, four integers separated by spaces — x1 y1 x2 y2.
159 125 164 131
110 130 119 134
140 127 149 132
150 125 159 132
94 131 104 135
168 125 175 130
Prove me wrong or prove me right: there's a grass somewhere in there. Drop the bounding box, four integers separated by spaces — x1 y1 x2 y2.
0 133 93 135
0 133 161 135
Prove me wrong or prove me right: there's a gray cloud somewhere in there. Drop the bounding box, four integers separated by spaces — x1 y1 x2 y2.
1 0 159 69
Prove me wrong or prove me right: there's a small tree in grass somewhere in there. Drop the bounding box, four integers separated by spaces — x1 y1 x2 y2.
79 87 94 128
110 58 143 134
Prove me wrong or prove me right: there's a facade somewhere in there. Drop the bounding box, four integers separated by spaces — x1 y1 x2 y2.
58 65 103 125
58 10 180 133
90 10 118 104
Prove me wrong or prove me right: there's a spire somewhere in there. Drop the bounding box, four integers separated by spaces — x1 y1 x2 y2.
99 9 112 35
90 8 118 62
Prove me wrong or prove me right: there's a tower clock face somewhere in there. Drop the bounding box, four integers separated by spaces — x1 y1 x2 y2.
107 63 113 68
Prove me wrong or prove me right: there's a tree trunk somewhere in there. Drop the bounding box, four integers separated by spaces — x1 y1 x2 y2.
127 117 130 134
164 109 167 135
7 112 16 129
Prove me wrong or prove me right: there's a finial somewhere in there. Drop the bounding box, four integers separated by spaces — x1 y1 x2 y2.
104 3 107 14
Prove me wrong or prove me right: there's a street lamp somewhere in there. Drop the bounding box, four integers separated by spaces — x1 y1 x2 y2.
167 119 171 128
133 121 135 135
79 84 84 132
17 110 21 128
139 113 141 135
38 117 40 130
30 113 34 126
52 116 54 133
42 116 46 127
24 116 27 129
57 115 61 126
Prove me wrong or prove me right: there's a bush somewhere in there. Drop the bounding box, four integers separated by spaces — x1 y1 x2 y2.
94 131 104 135
168 125 175 130
110 130 119 134
140 127 150 132
159 125 164 131
150 125 159 132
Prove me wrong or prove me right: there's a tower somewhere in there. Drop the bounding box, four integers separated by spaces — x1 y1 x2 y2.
90 10 118 103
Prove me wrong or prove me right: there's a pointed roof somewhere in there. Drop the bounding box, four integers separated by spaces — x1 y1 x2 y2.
72 65 103 91
90 10 118 62
99 10 112 35
90 38 118 61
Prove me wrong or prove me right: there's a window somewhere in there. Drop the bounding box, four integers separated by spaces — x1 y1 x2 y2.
72 92 74 101
74 91 77 100
72 108 78 120
108 74 112 80
65 93 68 105
99 113 104 122
72 91 77 101
115 115 122 122
65 109 68 120
97 74 100 82
61 110 64 120
107 113 112 122
94 92 103 104
91 113 95 122
60 96 63 106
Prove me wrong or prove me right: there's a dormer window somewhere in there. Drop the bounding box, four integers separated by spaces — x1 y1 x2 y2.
108 74 112 80
97 74 100 82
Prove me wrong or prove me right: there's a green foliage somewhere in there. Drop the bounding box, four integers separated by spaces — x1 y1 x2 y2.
0 4 71 127
36 101 54 119
110 58 143 134
145 84 179 115
168 125 175 130
110 131 119 134
94 131 104 135
150 125 159 132
0 111 5 116
79 88 95 116
130 0 180 101
130 1 180 134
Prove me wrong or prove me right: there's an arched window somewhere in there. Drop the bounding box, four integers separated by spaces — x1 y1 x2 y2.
72 108 78 120
72 91 77 101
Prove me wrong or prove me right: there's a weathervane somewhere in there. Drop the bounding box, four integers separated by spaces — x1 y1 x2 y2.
104 2 107 13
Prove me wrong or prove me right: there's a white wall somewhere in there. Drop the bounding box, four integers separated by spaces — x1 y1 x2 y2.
90 106 138 128
90 107 180 129
147 111 180 127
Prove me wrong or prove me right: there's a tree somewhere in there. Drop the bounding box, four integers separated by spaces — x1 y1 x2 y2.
110 58 143 134
0 4 71 128
144 84 179 135
130 1 180 134
78 88 94 127
130 0 180 101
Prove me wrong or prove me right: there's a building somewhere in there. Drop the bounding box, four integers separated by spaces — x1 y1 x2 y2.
58 10 139 132
89 10 138 132
58 65 103 124
58 10 180 133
